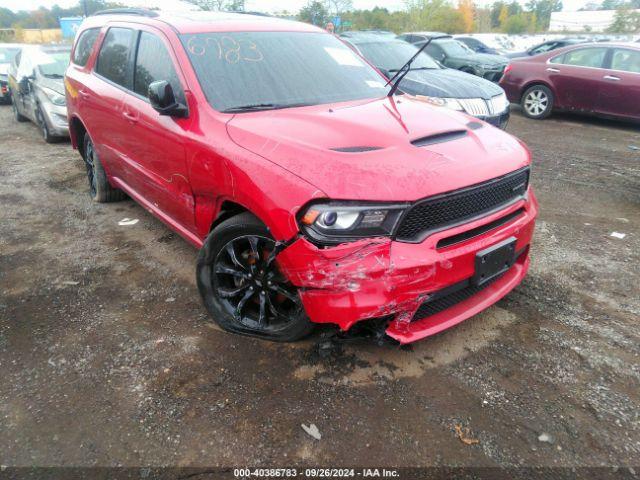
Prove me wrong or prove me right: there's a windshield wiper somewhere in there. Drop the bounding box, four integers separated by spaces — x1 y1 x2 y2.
43 73 64 79
387 35 449 97
222 102 313 113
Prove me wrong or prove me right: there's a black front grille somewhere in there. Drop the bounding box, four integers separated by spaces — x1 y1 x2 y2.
396 167 529 242
412 272 504 322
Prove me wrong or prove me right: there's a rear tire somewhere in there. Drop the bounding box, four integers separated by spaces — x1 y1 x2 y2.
521 85 554 119
83 134 126 202
196 212 313 342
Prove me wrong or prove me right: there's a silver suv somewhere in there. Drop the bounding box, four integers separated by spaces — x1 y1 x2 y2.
9 44 71 143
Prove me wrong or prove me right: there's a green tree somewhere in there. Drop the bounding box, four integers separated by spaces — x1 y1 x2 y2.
489 1 506 28
608 6 640 32
405 0 466 33
526 0 563 30
0 7 17 28
298 1 329 26
502 13 528 32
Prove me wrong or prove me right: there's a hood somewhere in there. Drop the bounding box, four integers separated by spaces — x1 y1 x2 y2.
38 76 65 95
467 52 509 66
400 68 504 99
226 97 529 202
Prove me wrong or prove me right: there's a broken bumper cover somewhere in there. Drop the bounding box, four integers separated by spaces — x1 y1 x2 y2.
277 192 537 344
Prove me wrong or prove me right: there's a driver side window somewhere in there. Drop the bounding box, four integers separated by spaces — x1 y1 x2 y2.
531 42 555 55
133 31 185 104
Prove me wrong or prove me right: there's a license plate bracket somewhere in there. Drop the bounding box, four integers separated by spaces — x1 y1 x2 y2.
473 237 517 286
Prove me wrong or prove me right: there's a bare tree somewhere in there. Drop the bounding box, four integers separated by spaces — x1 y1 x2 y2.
323 0 353 17
185 0 245 11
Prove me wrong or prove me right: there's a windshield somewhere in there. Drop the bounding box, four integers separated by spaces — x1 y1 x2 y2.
438 39 473 57
37 50 71 78
0 47 20 65
356 41 440 71
181 31 389 112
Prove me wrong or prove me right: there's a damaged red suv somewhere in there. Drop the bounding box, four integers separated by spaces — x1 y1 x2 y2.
65 10 538 343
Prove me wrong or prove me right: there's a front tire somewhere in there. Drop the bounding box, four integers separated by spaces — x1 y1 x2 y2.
83 134 126 202
12 99 27 122
196 213 313 342
521 85 554 119
36 105 60 144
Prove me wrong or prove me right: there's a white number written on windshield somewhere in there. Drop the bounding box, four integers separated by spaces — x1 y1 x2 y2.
187 36 263 64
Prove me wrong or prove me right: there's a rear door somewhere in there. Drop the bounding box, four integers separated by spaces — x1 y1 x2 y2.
88 26 136 179
547 47 608 112
117 27 194 230
596 47 640 120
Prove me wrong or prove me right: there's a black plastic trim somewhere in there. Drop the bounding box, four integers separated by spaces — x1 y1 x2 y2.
411 129 468 147
436 207 525 249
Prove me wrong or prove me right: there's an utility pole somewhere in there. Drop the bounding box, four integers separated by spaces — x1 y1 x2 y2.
82 0 88 17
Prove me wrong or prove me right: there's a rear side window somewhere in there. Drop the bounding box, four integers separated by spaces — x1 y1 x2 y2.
73 28 100 66
561 48 607 68
96 27 134 87
611 49 640 73
134 31 184 103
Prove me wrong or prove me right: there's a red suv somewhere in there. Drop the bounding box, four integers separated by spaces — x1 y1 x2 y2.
65 9 538 343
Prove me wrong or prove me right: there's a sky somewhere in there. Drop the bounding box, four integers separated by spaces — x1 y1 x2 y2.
0 0 597 14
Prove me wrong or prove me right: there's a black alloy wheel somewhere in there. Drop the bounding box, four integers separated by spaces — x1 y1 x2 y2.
214 235 300 331
197 213 313 341
84 136 98 198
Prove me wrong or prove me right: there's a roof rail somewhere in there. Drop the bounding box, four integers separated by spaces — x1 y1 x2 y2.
92 8 160 18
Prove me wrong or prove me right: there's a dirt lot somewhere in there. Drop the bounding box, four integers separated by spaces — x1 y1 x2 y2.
1 104 639 472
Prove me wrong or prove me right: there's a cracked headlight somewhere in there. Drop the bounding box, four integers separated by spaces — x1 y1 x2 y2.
299 202 407 244
42 87 66 106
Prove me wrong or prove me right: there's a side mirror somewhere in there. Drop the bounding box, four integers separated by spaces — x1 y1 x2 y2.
148 80 188 118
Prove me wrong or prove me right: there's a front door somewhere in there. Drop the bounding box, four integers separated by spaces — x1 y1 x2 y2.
548 47 608 112
596 48 640 120
118 28 194 231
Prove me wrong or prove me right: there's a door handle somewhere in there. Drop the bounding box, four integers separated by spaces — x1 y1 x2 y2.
603 75 620 81
122 111 139 123
546 67 560 73
78 89 90 99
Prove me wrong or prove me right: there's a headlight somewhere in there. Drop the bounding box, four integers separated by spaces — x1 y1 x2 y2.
419 96 464 111
441 98 464 111
299 202 407 244
42 87 66 106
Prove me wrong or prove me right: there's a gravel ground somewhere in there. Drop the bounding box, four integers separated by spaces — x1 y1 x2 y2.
1 104 639 472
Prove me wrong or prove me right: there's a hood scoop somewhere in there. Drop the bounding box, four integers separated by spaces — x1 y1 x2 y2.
330 146 383 153
411 130 468 147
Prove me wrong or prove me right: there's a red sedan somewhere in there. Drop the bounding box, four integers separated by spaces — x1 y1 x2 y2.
500 42 640 122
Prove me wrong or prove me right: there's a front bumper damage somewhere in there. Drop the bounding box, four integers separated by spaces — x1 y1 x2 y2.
276 192 537 344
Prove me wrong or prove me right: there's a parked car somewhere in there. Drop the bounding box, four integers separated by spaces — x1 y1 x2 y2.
506 38 586 59
398 32 509 82
340 32 510 129
500 42 640 121
454 35 504 55
66 9 537 344
0 44 23 104
8 44 71 142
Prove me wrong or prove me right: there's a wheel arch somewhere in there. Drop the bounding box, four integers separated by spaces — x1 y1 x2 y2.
68 115 88 155
520 81 556 104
